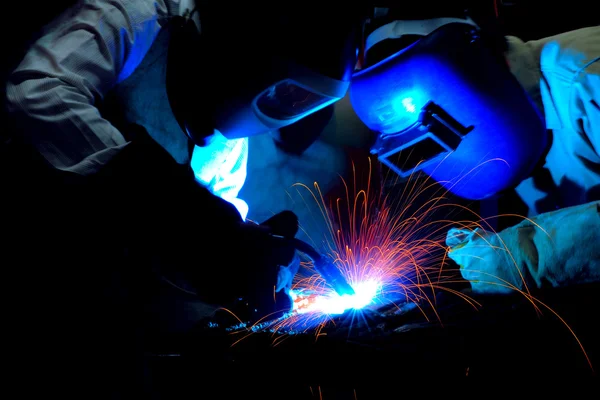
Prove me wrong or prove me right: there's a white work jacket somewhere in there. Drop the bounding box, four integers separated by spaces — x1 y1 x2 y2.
447 26 600 294
506 26 600 217
5 0 249 219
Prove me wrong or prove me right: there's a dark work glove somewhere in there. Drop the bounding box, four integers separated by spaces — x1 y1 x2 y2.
227 210 301 322
248 210 300 292
85 124 301 322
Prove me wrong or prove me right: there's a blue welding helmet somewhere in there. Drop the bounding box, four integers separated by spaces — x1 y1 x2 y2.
350 19 548 200
167 4 361 146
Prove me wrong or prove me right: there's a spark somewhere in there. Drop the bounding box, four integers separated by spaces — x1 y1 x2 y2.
222 155 593 373
253 156 473 334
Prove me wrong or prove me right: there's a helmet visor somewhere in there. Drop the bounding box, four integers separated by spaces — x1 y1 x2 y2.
254 79 337 121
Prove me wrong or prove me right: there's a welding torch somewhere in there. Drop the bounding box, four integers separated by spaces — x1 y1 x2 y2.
284 237 356 297
292 238 355 296
241 219 355 296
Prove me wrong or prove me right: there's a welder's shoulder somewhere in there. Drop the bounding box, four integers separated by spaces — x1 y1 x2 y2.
511 27 600 140
532 26 600 77
34 0 170 31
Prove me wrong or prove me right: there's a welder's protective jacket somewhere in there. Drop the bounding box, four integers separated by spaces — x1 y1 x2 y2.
506 26 600 217
447 201 600 294
5 0 249 218
447 26 600 294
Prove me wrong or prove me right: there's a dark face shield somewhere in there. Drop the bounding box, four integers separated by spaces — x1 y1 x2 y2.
255 80 336 121
167 5 361 145
214 67 350 139
350 23 547 200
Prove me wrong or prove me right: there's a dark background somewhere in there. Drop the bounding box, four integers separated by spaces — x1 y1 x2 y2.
3 1 599 96
492 0 599 40
1 1 598 398
2 0 598 143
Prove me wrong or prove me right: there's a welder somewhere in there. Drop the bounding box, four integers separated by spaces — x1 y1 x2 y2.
1 0 362 396
349 6 600 295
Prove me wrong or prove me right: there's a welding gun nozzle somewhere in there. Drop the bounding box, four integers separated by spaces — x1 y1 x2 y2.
288 238 355 296
313 260 356 296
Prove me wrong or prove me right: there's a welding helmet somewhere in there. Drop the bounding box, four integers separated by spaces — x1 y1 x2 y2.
167 3 361 146
349 16 548 200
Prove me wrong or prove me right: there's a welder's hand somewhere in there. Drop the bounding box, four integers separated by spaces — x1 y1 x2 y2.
240 211 301 293
231 210 301 320
446 227 523 294
446 201 600 295
261 210 301 293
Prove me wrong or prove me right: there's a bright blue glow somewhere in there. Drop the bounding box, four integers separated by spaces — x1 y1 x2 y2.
350 43 547 200
190 134 249 220
400 97 417 113
360 87 426 135
290 280 381 315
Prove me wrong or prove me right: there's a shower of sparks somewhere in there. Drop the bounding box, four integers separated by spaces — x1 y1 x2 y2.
221 155 593 372
251 156 479 335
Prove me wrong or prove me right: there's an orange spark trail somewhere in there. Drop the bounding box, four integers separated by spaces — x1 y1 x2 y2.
226 155 593 372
